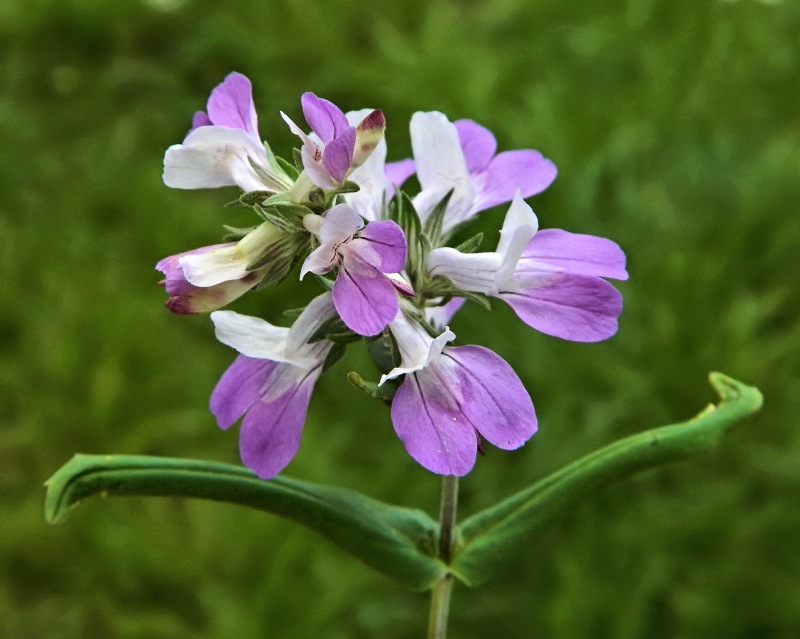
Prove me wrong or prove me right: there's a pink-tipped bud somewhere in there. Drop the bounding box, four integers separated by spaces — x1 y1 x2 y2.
352 109 385 168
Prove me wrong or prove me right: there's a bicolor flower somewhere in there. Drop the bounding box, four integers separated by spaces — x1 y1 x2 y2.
381 312 537 476
427 192 627 342
157 222 307 312
301 204 408 336
156 244 268 314
163 72 294 193
281 93 386 196
209 293 337 478
410 111 557 234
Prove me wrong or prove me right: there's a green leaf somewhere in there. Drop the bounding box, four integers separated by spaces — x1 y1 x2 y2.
44 455 445 590
451 373 763 586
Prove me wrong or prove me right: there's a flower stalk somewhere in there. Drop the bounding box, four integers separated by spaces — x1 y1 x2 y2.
428 474 459 639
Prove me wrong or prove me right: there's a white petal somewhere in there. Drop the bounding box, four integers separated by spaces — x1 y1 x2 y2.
210 311 293 361
180 223 279 287
163 126 269 192
286 292 339 359
345 137 388 222
409 112 475 227
320 204 364 243
179 245 250 287
495 191 539 286
380 312 455 384
300 243 336 279
426 247 503 295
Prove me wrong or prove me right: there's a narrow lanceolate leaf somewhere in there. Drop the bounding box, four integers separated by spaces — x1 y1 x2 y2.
44 455 445 590
451 373 763 586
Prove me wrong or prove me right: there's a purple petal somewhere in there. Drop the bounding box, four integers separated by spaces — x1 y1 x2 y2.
206 72 259 138
301 93 349 145
357 220 407 273
472 150 557 213
301 144 339 190
210 355 278 430
391 372 478 476
332 259 398 336
455 120 497 175
501 272 623 342
238 372 317 478
189 111 212 135
443 346 536 450
520 229 628 280
322 126 356 183
156 244 233 296
385 158 416 189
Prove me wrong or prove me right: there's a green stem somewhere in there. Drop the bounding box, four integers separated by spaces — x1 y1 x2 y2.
427 573 455 639
438 475 459 563
428 475 459 639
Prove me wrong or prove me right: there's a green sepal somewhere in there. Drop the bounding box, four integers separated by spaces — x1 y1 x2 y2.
330 180 361 196
222 224 260 241
292 147 304 172
283 306 306 318
322 342 347 373
253 205 302 233
422 188 454 247
366 329 401 375
347 371 398 402
44 455 445 591
275 155 300 181
248 157 292 193
307 315 351 343
392 192 424 286
245 231 308 272
424 276 492 312
238 191 274 207
325 331 363 345
450 373 763 586
453 232 484 254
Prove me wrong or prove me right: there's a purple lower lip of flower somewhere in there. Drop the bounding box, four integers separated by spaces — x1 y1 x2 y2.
501 272 623 342
210 354 321 479
390 345 537 476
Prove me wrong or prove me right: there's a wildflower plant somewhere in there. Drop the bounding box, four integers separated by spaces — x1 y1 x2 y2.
45 73 762 637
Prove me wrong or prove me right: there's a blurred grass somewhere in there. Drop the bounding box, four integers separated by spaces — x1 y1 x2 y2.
1 0 799 636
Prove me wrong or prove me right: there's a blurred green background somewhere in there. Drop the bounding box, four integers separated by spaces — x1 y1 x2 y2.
2 0 799 636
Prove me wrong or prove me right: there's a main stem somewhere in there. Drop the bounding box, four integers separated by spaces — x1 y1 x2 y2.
428 475 459 639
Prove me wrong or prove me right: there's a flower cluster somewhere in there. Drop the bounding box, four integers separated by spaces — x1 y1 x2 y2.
158 72 628 478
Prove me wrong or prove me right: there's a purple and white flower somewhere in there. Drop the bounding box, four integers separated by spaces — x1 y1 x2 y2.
427 192 628 342
156 222 303 313
156 244 267 314
282 93 386 197
381 312 537 476
209 293 337 479
410 112 557 234
163 72 294 193
301 204 408 336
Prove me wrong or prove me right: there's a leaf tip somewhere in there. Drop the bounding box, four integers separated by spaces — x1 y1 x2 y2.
708 372 763 411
